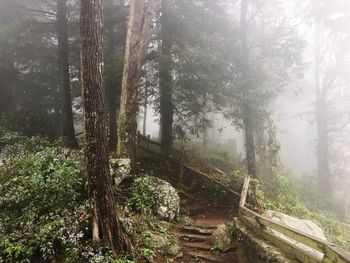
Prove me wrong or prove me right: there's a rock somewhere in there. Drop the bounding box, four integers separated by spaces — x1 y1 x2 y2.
134 176 180 221
182 216 194 226
112 158 132 185
159 221 172 231
115 158 131 175
150 233 167 248
264 210 326 240
264 210 326 261
211 224 232 251
167 244 182 257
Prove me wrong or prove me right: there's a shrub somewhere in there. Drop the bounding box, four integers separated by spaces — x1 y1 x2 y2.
0 147 89 262
0 127 50 162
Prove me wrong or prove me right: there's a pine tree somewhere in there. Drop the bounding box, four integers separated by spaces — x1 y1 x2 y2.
80 0 132 255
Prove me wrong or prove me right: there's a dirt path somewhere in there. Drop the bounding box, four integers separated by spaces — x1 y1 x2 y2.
168 193 244 263
141 159 244 262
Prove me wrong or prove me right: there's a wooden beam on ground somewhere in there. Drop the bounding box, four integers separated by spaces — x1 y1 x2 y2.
240 207 350 263
241 215 321 263
183 164 241 198
239 176 250 212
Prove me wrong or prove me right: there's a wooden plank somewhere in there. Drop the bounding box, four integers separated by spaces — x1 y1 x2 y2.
241 207 350 263
136 133 162 147
183 164 241 197
138 145 163 158
241 207 326 253
239 176 250 210
322 244 350 263
241 215 320 263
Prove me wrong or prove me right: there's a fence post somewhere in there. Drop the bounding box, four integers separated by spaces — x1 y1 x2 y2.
239 176 251 214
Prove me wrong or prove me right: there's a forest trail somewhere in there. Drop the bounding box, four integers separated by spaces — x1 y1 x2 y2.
171 193 243 263
139 137 245 262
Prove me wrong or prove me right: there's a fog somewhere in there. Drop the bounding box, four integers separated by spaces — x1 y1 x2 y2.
1 0 350 258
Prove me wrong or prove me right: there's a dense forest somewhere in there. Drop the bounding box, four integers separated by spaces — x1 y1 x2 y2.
0 0 350 262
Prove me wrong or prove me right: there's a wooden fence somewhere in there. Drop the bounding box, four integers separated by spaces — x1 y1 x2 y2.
136 132 241 204
238 176 350 263
136 133 350 262
136 132 162 157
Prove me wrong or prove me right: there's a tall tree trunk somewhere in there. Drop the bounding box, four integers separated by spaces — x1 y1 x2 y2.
0 1 16 117
240 0 257 177
104 0 117 151
143 86 148 136
117 0 160 168
159 0 174 157
57 0 77 147
314 14 331 193
104 0 127 151
80 0 133 256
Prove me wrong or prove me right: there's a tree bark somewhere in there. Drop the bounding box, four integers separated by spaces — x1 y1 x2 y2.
80 0 133 256
240 0 257 177
159 0 174 157
117 0 160 168
57 0 77 148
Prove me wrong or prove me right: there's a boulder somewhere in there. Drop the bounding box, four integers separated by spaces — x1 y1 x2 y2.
182 216 194 226
264 210 326 261
134 176 180 221
211 224 233 251
112 158 132 185
264 210 326 241
118 175 180 221
167 244 182 257
150 233 167 248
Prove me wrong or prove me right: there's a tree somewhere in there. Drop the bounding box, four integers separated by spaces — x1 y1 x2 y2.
80 0 132 256
57 0 77 147
159 0 174 157
240 0 257 177
0 0 17 116
104 0 128 151
311 0 350 193
117 0 160 167
313 0 330 193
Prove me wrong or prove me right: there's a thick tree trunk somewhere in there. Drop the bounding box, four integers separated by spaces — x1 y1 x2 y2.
314 17 331 193
117 0 160 167
240 0 257 177
80 0 133 256
57 0 77 148
159 0 174 157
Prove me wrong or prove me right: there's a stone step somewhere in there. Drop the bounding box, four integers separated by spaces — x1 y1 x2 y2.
182 242 212 251
175 232 209 242
183 207 206 216
188 251 220 262
182 226 214 235
193 224 219 230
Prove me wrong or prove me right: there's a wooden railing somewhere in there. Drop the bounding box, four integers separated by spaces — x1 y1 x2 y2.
136 134 350 262
238 176 350 263
136 132 162 157
136 133 241 201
